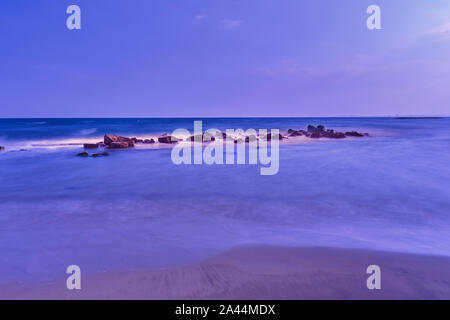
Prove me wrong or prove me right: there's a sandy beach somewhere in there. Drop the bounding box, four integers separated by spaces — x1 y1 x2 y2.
2 246 450 300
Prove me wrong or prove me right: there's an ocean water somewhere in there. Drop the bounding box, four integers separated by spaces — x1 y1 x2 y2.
1 117 450 284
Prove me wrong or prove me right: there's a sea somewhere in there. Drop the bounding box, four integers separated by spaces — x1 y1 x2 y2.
0 117 449 284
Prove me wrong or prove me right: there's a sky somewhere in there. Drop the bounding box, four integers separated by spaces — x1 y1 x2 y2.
0 0 449 117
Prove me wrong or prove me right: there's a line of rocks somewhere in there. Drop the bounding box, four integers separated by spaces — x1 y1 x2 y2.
79 126 369 155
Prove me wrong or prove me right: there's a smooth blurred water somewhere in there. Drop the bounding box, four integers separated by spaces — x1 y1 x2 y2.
0 118 449 284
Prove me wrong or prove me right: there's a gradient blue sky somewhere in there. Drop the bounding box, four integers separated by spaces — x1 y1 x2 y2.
0 0 449 117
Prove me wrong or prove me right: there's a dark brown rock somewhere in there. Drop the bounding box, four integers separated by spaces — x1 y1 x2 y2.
104 134 135 147
77 152 89 157
0 146 4 151
104 134 118 145
109 142 129 149
158 134 178 144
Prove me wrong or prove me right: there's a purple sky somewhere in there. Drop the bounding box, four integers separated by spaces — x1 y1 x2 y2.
0 0 449 117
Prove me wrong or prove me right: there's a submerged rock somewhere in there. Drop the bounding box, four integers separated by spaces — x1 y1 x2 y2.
77 152 89 157
92 152 110 157
143 139 155 144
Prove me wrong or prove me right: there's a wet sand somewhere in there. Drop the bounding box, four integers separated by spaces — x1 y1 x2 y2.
1 246 450 300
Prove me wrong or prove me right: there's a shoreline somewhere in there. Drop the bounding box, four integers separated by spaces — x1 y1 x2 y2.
2 246 450 300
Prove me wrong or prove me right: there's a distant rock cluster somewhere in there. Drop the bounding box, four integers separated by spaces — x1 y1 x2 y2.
78 126 369 156
288 125 369 139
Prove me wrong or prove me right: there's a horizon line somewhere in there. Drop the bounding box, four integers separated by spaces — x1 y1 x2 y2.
0 115 448 120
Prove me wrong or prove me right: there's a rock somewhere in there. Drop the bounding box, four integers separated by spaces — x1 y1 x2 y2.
92 152 110 157
307 125 325 133
109 142 129 149
288 130 305 137
188 131 225 142
84 143 99 149
0 146 4 151
187 135 200 142
98 142 107 148
77 152 89 157
104 134 135 148
132 138 143 143
345 131 364 137
158 134 178 144
143 139 155 144
285 126 367 140
104 134 118 145
263 133 285 140
245 135 258 143
331 132 346 139
202 132 215 142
